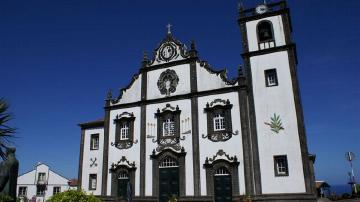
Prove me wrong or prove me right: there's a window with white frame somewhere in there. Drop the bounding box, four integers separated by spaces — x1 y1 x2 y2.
159 156 178 168
18 186 27 196
163 118 175 136
90 134 99 150
89 174 97 190
120 122 130 140
213 113 226 131
265 69 278 87
53 186 61 195
274 155 289 176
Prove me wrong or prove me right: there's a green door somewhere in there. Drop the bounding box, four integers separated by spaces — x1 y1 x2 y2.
117 171 129 199
214 174 232 202
159 167 179 202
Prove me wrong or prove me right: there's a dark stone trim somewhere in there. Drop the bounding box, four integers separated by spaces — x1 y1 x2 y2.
140 69 147 196
110 165 136 198
112 114 136 150
191 97 200 196
150 148 187 197
140 105 146 197
101 102 111 195
287 43 314 194
77 129 85 190
189 58 200 196
243 56 262 194
264 69 279 87
273 155 289 177
141 57 196 73
252 193 317 202
256 20 276 50
238 8 289 24
78 120 104 130
241 44 297 63
89 174 97 190
204 158 240 198
107 86 240 110
155 105 181 143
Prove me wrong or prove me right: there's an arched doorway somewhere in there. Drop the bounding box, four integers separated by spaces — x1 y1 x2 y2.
159 156 179 202
214 166 232 202
117 170 129 198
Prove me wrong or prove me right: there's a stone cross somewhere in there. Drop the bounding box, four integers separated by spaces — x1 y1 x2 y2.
167 23 172 34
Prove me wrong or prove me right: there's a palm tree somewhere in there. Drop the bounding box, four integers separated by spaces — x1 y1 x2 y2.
0 98 16 160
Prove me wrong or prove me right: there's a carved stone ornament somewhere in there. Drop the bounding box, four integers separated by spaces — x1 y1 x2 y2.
202 130 239 142
90 158 97 167
110 156 136 171
157 69 179 96
204 149 238 165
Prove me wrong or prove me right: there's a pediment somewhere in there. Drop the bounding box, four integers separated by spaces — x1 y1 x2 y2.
149 33 190 66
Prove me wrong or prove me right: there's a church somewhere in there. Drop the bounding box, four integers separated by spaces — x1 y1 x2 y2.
78 1 317 201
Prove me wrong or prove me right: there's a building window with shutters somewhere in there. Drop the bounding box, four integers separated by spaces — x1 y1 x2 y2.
265 69 278 87
90 134 99 150
113 112 136 149
203 99 235 142
155 104 181 146
274 155 289 176
89 174 97 190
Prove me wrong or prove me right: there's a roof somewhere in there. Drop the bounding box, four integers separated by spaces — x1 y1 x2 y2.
78 118 104 129
316 181 331 189
68 179 78 187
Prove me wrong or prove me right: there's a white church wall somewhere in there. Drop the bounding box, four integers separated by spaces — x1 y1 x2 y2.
197 92 245 196
147 64 191 100
107 107 141 196
250 51 306 193
145 99 194 196
82 127 104 195
246 15 286 52
196 62 238 92
115 74 142 105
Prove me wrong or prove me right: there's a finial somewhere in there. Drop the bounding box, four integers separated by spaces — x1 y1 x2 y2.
167 23 172 35
263 0 267 5
238 0 244 11
106 89 113 100
191 40 196 50
238 65 243 75
143 51 148 61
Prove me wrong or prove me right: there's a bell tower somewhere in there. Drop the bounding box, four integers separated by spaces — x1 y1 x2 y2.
238 0 316 200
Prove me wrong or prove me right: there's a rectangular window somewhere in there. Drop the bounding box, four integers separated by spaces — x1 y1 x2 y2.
38 172 46 183
213 114 226 131
90 134 99 150
265 69 278 87
53 186 61 195
163 118 175 136
18 186 27 196
274 155 289 176
120 123 129 140
89 174 97 190
36 185 46 196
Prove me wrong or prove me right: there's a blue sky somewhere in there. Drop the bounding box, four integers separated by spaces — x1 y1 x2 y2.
0 0 359 186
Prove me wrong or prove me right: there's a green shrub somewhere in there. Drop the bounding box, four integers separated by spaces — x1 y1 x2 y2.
47 190 101 202
0 194 13 202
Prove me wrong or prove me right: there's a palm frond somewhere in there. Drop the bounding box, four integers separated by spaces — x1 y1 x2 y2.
0 98 16 160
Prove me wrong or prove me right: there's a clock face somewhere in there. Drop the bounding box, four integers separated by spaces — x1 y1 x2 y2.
160 44 175 60
256 5 268 14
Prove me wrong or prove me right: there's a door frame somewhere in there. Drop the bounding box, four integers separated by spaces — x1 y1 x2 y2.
150 148 186 197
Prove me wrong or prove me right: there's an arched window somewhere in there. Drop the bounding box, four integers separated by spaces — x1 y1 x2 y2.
159 156 178 168
215 166 230 176
118 171 129 179
257 21 275 49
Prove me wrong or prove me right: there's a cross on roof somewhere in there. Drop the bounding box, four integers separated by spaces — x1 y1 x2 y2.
167 23 172 34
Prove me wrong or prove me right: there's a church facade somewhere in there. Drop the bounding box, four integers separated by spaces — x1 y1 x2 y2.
78 1 316 201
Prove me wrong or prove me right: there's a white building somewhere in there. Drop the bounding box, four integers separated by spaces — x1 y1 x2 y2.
78 1 316 201
17 163 71 201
